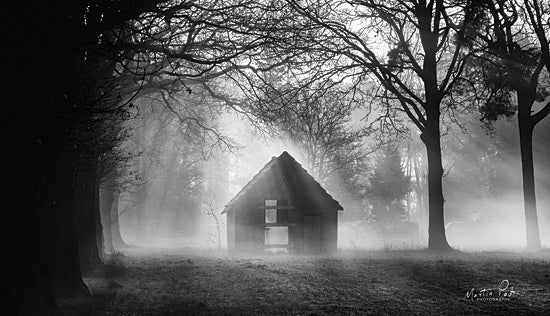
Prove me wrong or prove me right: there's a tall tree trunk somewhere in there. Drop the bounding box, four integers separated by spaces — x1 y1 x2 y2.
5 142 58 314
517 90 541 250
100 179 115 254
43 166 89 299
421 115 452 251
417 10 453 251
7 139 89 313
111 188 127 248
94 175 105 261
74 166 103 274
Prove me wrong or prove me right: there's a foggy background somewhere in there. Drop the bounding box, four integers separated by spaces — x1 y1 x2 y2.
114 96 550 252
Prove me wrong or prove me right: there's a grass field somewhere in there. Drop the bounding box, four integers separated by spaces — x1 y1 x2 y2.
60 247 550 315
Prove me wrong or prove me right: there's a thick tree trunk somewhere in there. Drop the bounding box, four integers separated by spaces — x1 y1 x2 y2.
43 166 89 299
95 182 105 260
74 167 104 274
5 143 58 314
421 117 452 252
100 183 115 254
417 13 453 251
100 173 120 253
517 91 541 250
111 188 128 248
6 139 90 313
7 222 57 315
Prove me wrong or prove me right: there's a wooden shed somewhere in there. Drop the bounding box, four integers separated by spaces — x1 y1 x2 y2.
223 151 343 253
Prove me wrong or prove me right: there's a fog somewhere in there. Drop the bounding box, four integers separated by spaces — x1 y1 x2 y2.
114 104 549 253
116 110 310 250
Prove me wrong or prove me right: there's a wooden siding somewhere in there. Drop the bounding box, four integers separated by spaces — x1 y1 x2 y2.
234 201 264 250
231 196 338 253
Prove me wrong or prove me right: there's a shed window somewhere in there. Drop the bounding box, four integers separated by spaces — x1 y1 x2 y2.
265 199 277 223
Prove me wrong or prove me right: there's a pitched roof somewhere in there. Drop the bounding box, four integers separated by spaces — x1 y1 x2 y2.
223 151 343 213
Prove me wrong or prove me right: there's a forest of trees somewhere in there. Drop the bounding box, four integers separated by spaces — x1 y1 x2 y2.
2 0 549 314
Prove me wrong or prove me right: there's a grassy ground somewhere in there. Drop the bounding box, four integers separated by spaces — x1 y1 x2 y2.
60 247 550 315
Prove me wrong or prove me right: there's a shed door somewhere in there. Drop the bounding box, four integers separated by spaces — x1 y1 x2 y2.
303 216 321 254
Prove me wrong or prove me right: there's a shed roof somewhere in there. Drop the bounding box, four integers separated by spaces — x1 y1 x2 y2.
223 151 343 213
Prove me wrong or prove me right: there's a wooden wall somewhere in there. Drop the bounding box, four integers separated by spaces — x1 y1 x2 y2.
230 205 338 253
234 202 264 251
